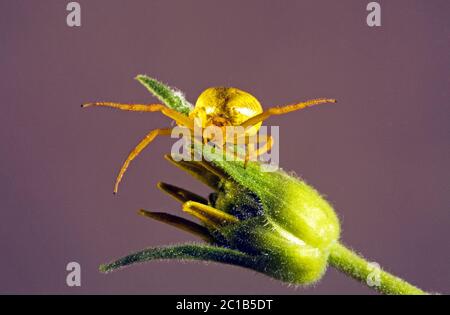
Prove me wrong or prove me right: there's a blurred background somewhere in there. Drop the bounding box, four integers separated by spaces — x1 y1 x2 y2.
0 0 448 294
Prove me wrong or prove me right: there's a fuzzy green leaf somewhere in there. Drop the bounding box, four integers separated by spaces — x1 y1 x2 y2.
99 244 255 273
136 74 193 115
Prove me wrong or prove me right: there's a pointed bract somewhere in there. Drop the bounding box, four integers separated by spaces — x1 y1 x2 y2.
136 75 193 115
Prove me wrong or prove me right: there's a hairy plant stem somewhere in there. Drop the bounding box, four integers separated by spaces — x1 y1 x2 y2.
329 242 427 295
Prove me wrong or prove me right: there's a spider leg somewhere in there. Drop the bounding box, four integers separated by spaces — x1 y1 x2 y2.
213 133 248 164
255 134 274 158
239 98 336 129
182 201 239 229
82 102 194 129
138 209 213 242
219 127 246 162
82 102 162 112
244 134 251 167
221 129 270 165
114 128 172 194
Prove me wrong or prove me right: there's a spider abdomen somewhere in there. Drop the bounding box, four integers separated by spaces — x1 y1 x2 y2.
190 87 263 130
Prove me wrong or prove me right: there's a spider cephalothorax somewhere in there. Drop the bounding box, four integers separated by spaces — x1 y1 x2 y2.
83 79 336 194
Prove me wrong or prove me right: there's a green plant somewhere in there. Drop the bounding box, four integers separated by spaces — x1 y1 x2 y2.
97 76 428 295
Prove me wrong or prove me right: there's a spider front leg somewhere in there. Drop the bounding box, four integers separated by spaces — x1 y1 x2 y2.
239 98 336 129
82 102 194 129
114 128 173 194
82 101 198 193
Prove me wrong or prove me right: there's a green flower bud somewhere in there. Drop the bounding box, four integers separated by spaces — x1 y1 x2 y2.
100 152 340 286
208 157 340 285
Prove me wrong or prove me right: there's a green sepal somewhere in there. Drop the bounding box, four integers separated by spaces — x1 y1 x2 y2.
99 243 255 273
136 74 193 115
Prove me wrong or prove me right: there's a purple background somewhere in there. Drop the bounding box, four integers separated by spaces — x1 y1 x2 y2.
0 1 449 294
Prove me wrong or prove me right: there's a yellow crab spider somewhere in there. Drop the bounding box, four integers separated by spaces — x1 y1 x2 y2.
82 87 336 194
